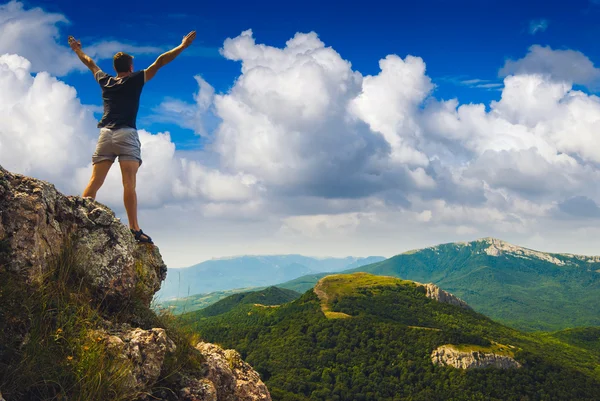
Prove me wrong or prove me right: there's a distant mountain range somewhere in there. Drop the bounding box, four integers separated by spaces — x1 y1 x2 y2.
278 237 600 331
182 273 600 400
157 255 385 301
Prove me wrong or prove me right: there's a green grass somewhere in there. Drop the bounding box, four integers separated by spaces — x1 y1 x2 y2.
0 239 136 401
315 273 415 303
314 273 416 319
449 342 517 357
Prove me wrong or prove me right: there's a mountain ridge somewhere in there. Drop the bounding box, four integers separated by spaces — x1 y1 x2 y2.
278 237 600 331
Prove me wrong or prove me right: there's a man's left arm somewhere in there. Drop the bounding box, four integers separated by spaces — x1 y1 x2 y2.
68 36 101 76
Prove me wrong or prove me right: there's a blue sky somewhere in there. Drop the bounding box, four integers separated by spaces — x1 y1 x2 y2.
47 0 600 149
3 0 600 267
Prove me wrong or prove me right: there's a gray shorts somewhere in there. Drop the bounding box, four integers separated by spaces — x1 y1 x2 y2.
92 127 142 165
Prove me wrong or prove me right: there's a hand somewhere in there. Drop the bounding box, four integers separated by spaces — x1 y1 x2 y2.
181 31 196 49
68 36 82 51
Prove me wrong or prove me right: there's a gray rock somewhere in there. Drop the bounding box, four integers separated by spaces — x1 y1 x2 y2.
0 165 166 307
422 283 471 310
196 342 272 401
431 345 522 369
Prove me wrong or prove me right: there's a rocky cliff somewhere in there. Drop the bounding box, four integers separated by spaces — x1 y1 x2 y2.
422 283 470 310
431 345 522 370
0 166 271 401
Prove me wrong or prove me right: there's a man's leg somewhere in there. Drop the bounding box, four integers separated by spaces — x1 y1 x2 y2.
82 160 113 199
119 160 140 231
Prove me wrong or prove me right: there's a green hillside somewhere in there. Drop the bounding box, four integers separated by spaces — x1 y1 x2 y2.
194 286 300 318
183 273 600 401
542 327 600 355
156 286 263 315
279 238 600 331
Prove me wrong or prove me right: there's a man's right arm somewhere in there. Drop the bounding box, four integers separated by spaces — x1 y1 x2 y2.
145 31 196 82
68 36 101 76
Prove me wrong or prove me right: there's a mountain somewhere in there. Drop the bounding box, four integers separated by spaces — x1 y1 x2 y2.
195 287 301 318
278 238 600 331
182 273 600 400
157 255 385 300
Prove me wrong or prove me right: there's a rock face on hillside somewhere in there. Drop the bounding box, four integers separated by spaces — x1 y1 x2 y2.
0 165 165 307
0 166 271 401
431 345 522 370
422 283 470 310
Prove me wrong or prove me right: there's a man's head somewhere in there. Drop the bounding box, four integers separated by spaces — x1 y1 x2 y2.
113 52 133 73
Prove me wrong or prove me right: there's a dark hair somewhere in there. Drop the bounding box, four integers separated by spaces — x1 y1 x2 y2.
113 52 133 73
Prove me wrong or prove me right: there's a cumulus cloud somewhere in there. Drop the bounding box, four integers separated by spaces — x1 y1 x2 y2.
0 1 79 75
215 30 412 199
0 54 96 182
152 76 216 136
499 45 600 90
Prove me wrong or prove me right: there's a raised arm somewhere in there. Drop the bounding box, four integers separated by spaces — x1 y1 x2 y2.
144 31 196 82
68 36 100 76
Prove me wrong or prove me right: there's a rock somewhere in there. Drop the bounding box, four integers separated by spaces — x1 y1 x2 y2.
90 327 176 394
422 283 470 310
196 342 236 401
122 328 177 390
196 342 272 401
431 345 522 369
0 165 166 307
179 378 218 401
224 349 271 401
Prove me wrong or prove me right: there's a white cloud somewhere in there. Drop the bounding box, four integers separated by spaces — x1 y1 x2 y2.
0 1 79 75
349 54 433 166
499 45 600 90
458 78 503 90
529 19 549 35
152 76 215 135
0 54 96 182
214 30 413 199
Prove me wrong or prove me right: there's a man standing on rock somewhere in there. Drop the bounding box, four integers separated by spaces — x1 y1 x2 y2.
68 31 196 244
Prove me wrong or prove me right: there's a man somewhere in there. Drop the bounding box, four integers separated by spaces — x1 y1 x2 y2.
68 31 196 244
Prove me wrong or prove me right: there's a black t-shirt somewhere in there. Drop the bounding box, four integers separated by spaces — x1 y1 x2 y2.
95 70 145 129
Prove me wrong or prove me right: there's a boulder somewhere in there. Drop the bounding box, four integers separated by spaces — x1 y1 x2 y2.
196 342 272 401
0 165 166 307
